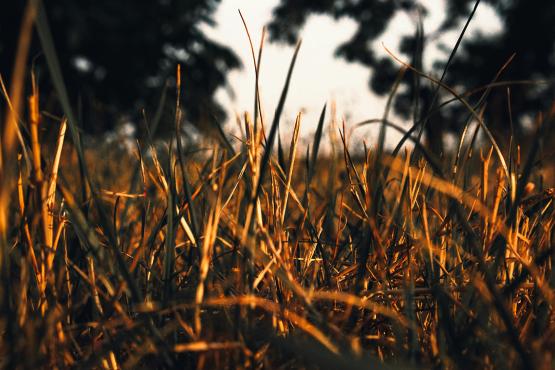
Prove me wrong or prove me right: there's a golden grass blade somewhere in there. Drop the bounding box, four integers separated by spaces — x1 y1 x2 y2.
280 112 301 225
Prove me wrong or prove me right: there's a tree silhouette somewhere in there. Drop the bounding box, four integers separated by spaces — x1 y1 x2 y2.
0 0 240 135
268 0 555 154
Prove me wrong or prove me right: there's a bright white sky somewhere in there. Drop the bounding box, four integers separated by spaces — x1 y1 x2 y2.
202 0 502 147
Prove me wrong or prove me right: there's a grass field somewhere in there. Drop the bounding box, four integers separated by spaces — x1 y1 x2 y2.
1 7 555 370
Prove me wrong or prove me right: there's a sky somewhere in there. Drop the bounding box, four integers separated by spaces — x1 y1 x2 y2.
202 0 503 147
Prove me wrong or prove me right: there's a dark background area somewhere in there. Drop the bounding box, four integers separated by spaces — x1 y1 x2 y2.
0 0 240 135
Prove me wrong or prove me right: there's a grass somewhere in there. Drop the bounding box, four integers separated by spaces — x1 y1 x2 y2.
0 3 554 369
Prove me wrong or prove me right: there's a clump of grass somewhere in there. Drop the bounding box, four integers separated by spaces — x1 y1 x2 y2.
0 4 554 370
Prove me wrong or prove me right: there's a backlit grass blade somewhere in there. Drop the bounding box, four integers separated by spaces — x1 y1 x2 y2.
415 0 482 146
163 149 176 304
253 40 302 201
308 103 326 185
278 130 287 173
239 10 265 132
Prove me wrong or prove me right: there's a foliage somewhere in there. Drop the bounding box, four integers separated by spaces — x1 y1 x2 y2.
0 0 240 134
268 0 555 152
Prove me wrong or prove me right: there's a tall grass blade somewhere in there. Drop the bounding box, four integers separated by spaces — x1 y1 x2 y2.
253 40 302 201
35 1 87 179
308 104 326 185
